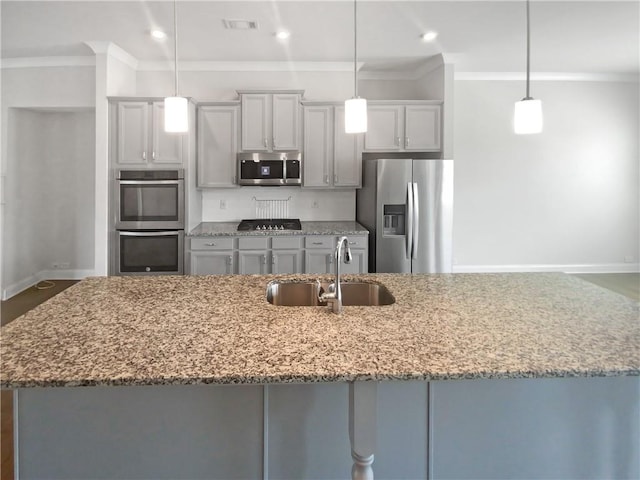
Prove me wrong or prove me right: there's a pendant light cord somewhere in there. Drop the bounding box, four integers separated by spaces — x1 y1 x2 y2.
353 0 358 98
525 0 531 99
173 0 179 97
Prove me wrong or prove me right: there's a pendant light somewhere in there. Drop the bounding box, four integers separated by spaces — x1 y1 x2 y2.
514 0 543 135
164 0 188 133
345 0 367 133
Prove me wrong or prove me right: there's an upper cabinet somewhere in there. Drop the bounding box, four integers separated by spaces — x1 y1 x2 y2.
302 104 362 188
196 103 240 188
239 91 302 152
364 102 442 152
116 101 185 166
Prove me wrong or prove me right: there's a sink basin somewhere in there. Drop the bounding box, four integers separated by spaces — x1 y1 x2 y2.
266 281 395 307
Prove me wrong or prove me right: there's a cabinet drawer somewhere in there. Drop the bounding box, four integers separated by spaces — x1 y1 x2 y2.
272 236 303 249
238 237 269 250
305 236 334 249
345 235 368 249
191 237 235 250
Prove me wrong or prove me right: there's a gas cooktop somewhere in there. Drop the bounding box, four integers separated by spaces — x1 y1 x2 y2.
237 218 302 231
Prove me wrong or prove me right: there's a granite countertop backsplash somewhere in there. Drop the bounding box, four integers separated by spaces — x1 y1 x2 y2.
188 221 369 237
1 273 638 389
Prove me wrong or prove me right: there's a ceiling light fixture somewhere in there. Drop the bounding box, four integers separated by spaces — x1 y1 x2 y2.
514 0 542 134
344 0 367 134
151 29 167 41
164 0 188 133
276 30 290 40
421 31 438 42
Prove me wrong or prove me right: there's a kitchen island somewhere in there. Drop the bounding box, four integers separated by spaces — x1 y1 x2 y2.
1 273 639 479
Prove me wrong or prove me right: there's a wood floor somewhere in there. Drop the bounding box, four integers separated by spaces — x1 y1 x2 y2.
0 274 638 480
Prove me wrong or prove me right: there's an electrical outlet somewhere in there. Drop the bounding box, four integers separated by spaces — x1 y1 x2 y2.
52 262 70 269
220 199 227 210
312 200 319 209
624 255 635 263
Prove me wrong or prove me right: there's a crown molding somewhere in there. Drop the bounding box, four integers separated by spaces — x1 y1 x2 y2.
84 42 139 69
137 60 355 72
455 71 640 82
1 56 95 69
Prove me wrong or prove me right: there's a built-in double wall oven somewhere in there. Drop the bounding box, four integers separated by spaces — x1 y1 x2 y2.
114 169 184 275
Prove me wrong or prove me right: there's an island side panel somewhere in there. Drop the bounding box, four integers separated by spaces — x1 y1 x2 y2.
16 384 264 480
429 376 640 480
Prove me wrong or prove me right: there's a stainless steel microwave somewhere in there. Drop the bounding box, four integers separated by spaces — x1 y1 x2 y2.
237 152 302 186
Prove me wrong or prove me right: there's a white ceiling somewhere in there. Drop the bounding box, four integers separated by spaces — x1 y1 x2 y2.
1 1 638 75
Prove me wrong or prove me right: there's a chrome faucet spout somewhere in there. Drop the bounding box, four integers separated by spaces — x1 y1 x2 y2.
319 236 352 313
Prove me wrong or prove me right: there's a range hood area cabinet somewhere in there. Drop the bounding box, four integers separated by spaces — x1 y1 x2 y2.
364 102 442 152
238 91 303 152
196 103 240 188
112 99 188 167
302 103 362 188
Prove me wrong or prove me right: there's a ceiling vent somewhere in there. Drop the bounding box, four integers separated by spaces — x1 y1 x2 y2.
223 19 259 30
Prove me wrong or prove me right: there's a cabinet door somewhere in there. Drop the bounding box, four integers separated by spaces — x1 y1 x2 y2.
341 250 368 274
272 94 300 151
151 102 183 164
333 105 361 187
404 105 441 151
303 106 332 187
241 94 270 151
197 105 239 187
190 251 235 275
305 250 334 274
117 102 149 165
364 105 403 151
238 251 269 274
272 250 304 274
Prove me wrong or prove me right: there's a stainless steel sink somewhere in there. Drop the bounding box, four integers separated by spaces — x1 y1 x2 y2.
266 281 395 307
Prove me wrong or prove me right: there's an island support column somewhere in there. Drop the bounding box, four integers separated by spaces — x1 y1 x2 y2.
349 381 378 480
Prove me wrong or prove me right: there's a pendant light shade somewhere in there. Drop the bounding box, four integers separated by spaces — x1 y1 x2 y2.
345 97 367 133
345 0 367 133
165 0 188 133
514 0 542 135
164 96 189 133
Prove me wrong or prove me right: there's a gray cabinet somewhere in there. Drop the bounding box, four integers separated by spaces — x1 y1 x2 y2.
189 234 367 275
196 104 239 188
240 91 302 152
364 103 441 152
116 100 184 166
188 237 235 275
303 104 361 188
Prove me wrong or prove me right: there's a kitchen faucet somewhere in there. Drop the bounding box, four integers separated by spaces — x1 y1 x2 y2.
319 236 352 313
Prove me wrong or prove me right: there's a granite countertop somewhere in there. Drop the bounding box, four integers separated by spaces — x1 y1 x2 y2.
188 221 368 237
1 273 638 388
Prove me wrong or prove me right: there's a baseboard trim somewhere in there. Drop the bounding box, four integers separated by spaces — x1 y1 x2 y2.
2 269 95 300
453 263 640 274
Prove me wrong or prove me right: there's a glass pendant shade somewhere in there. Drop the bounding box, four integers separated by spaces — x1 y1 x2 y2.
345 97 367 134
164 96 188 133
513 98 543 134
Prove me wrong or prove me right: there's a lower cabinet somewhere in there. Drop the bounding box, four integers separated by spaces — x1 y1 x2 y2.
188 234 367 275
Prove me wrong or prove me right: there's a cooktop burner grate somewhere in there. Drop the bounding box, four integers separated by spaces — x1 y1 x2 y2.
237 218 302 231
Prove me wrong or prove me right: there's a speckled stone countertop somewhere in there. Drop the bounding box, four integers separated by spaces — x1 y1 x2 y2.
188 221 368 236
1 273 638 388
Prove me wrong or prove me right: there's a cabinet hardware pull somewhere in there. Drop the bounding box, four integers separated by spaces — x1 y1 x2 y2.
142 151 147 160
324 174 329 184
405 137 410 147
349 241 357 245
264 138 268 147
262 255 267 264
272 137 276 148
312 242 323 245
152 151 156 160
227 256 233 265
334 174 338 183
205 242 216 246
396 137 400 146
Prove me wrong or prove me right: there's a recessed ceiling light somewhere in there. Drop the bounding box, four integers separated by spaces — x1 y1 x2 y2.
421 31 438 42
276 30 291 40
151 29 167 41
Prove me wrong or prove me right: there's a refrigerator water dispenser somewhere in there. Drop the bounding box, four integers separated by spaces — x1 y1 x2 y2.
383 204 406 236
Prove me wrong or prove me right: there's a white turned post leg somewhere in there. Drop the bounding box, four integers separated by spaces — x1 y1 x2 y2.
349 381 377 480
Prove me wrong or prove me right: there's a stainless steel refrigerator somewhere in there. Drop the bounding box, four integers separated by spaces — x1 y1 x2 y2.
356 154 453 273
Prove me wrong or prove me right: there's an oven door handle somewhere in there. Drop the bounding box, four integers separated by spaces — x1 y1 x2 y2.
117 180 183 185
118 231 181 237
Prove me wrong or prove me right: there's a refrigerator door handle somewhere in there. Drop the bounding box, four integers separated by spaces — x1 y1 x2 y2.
412 182 419 260
406 182 413 260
